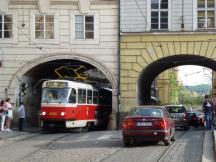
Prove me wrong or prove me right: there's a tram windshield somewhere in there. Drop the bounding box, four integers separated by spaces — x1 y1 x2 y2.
41 88 70 104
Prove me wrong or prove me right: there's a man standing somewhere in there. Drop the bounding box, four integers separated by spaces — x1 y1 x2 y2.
18 102 25 131
203 94 213 130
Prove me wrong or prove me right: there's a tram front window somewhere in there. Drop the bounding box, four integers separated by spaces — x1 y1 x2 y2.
42 88 70 103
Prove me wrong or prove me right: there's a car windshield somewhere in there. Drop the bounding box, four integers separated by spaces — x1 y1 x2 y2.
129 108 163 117
166 106 186 113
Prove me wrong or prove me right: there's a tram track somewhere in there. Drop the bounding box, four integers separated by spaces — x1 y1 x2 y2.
156 129 205 162
15 133 73 162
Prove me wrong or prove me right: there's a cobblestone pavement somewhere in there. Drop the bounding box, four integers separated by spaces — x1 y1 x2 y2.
0 127 206 162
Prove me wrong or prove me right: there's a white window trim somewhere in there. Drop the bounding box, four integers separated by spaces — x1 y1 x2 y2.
0 10 18 44
75 15 94 39
194 0 216 30
30 10 59 45
70 10 99 45
147 0 171 31
193 0 198 30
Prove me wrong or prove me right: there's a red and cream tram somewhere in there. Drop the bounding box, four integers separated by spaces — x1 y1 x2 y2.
40 80 112 131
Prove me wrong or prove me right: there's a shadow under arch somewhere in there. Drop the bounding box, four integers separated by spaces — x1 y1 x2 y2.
138 55 216 105
8 53 117 89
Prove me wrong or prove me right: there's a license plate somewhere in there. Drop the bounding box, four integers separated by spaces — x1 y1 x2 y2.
49 112 57 116
136 122 152 127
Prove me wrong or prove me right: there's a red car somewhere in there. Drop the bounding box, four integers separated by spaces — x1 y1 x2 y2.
122 105 175 146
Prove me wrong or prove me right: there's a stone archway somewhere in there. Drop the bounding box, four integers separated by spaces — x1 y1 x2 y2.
9 53 117 89
120 34 216 112
138 55 216 105
8 53 118 129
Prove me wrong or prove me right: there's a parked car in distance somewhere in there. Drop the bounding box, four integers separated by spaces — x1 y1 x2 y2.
122 105 175 147
187 111 204 128
164 105 189 131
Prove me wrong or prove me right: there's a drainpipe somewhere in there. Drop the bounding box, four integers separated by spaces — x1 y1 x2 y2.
116 0 121 130
181 0 185 31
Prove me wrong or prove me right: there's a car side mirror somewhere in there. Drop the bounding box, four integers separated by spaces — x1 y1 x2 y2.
171 114 176 119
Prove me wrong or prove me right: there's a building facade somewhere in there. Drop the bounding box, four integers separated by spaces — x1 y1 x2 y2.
0 0 119 128
120 0 216 112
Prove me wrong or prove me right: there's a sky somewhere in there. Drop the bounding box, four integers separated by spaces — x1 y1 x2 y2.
178 65 212 86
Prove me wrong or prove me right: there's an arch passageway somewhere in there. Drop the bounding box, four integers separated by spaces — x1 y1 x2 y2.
138 55 216 105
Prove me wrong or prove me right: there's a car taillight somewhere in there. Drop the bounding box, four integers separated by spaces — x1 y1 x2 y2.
155 119 167 129
122 119 134 130
160 119 167 129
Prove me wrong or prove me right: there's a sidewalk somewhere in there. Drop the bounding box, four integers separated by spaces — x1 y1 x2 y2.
0 127 41 140
202 130 216 162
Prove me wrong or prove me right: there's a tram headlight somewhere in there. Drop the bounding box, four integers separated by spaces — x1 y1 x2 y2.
41 111 46 116
60 112 65 116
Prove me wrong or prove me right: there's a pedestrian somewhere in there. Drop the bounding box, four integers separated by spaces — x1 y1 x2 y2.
0 100 6 131
212 94 216 127
5 98 13 132
202 94 213 130
18 102 25 131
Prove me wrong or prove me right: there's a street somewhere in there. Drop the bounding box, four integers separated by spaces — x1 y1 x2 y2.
0 127 208 162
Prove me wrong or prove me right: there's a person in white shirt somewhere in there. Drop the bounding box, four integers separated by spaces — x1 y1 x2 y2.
0 100 6 131
18 102 25 131
5 98 13 132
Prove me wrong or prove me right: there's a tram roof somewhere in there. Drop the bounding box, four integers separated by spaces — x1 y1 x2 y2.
42 79 96 89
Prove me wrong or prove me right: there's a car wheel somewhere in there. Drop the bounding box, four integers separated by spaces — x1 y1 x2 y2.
183 126 189 131
123 139 131 147
171 135 175 142
163 139 171 146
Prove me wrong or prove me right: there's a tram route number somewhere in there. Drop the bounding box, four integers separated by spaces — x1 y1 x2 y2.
49 112 57 116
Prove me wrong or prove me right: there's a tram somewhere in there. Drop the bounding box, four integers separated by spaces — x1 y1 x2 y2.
40 80 112 131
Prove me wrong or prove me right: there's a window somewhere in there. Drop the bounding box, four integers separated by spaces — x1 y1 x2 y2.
87 90 93 104
35 15 54 39
197 0 215 29
93 91 98 104
151 0 168 30
0 14 12 38
78 89 86 104
69 88 76 104
75 15 94 39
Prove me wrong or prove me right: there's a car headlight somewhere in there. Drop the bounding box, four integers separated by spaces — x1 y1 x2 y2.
41 111 46 116
60 112 65 116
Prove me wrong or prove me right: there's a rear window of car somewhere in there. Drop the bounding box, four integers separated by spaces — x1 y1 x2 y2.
129 108 163 117
166 106 186 113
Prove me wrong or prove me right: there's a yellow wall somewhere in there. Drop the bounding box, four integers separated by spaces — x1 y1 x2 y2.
120 34 216 112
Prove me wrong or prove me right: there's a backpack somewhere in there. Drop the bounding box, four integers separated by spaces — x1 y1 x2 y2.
203 100 212 113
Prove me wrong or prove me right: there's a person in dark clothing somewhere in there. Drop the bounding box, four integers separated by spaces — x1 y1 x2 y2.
202 94 213 130
18 102 25 131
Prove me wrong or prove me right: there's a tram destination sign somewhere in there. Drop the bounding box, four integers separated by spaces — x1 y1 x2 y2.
46 81 68 88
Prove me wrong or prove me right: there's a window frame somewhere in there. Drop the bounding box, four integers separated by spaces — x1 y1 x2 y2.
30 10 59 45
75 15 94 39
34 14 55 39
196 0 216 29
0 14 13 39
150 0 169 30
78 88 87 104
70 10 99 45
0 11 18 44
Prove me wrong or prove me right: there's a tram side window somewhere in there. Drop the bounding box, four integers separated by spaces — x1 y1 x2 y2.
87 90 93 104
69 88 76 103
93 91 99 104
78 89 86 104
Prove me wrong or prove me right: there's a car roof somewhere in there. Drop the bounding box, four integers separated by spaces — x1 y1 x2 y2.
132 105 165 109
164 104 184 107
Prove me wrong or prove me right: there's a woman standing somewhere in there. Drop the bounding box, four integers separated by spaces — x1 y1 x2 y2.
5 98 13 132
0 100 6 131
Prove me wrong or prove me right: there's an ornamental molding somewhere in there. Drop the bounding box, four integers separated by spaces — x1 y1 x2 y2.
0 0 9 12
37 0 49 13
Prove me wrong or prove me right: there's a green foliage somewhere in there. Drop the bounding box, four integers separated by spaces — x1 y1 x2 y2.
168 72 205 107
